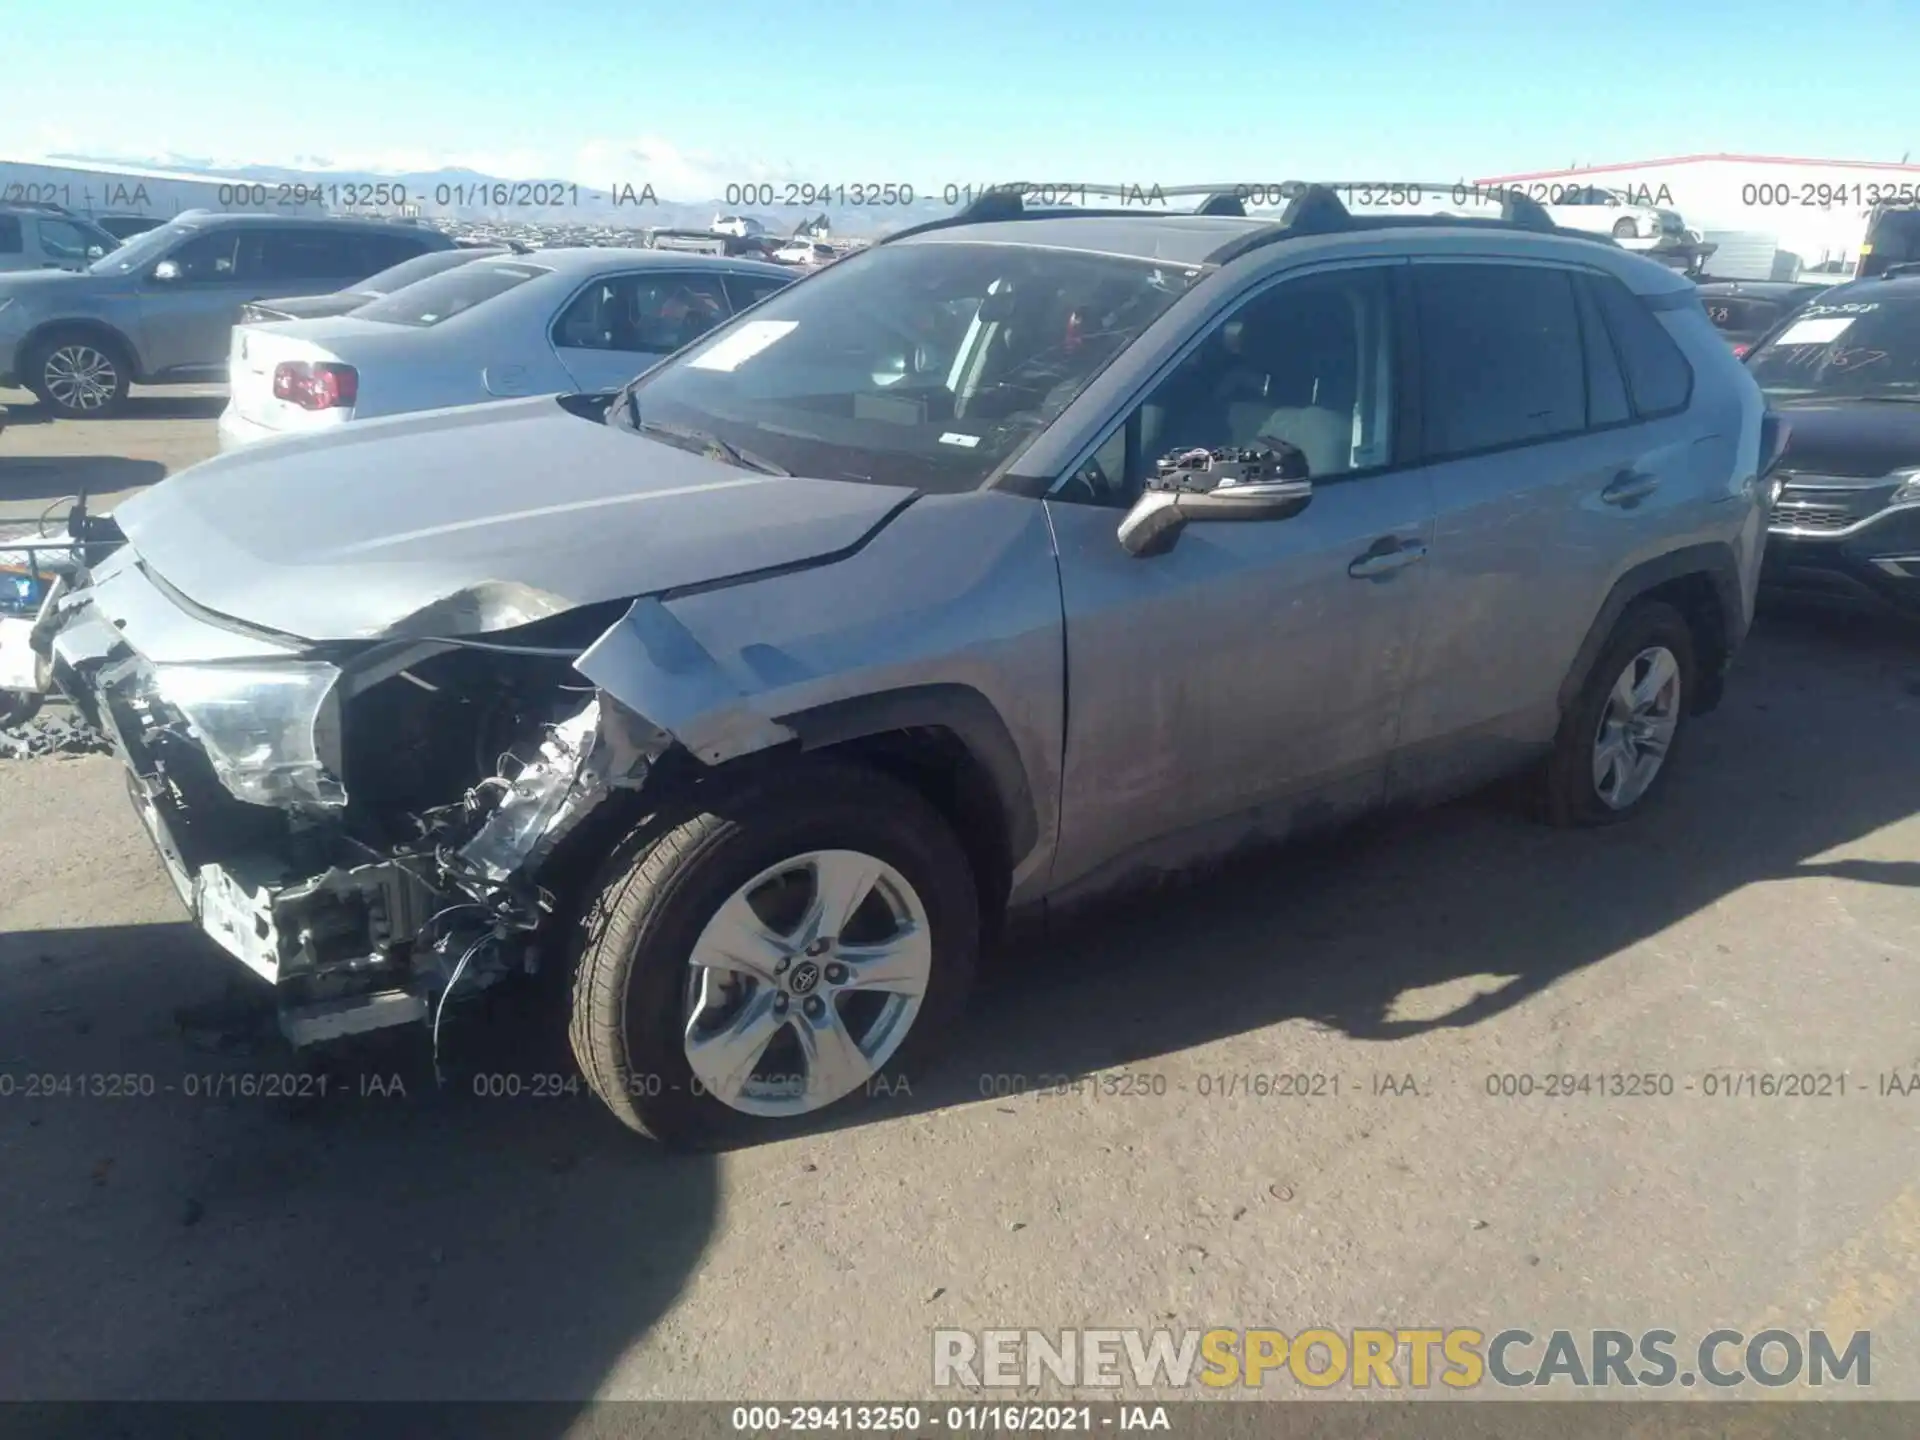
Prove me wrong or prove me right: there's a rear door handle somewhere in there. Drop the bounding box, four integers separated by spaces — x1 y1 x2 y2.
1601 470 1661 506
1348 539 1429 579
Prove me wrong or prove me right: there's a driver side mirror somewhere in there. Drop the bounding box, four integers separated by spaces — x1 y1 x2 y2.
1117 476 1313 557
86 245 105 260
151 259 180 281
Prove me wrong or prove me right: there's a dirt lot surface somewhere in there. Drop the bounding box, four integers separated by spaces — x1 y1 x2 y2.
0 385 224 531
2 403 1917 1409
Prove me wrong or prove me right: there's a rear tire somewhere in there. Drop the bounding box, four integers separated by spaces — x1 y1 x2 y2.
1611 218 1639 240
1537 600 1696 828
27 331 132 418
568 760 979 1149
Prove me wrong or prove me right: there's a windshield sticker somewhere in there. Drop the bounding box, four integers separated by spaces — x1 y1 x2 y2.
939 432 982 448
1774 316 1855 347
688 320 798 372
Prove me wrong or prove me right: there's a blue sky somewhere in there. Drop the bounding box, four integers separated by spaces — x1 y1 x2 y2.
5 0 1919 192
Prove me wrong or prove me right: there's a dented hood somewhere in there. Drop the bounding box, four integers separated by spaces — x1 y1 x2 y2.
109 396 915 642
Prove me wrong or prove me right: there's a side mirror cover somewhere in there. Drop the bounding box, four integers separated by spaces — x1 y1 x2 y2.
151 259 180 281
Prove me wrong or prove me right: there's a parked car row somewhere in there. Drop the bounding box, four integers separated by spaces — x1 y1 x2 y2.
24 181 1793 1150
0 211 458 415
218 248 792 448
0 207 822 420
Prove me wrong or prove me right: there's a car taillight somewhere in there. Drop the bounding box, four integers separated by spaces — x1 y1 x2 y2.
271 360 357 410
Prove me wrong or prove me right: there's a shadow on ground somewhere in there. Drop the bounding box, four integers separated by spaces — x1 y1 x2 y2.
0 608 1913 1411
0 395 228 425
0 920 719 1407
823 606 1920 1127
0 455 167 505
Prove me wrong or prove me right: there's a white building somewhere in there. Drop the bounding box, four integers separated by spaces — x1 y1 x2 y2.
0 155 325 222
1479 153 1920 280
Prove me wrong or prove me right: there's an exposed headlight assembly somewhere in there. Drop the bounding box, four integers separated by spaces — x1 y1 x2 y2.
1890 469 1920 507
152 661 345 810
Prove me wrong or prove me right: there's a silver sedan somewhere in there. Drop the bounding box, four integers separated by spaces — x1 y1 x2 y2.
216 247 794 450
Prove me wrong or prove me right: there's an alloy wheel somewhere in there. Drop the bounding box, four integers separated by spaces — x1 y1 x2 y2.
681 848 932 1116
1591 645 1682 810
43 344 120 413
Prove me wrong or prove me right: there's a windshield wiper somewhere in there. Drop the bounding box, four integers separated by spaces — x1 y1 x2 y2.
631 416 790 476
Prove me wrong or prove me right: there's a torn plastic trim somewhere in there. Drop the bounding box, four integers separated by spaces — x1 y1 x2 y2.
574 597 797 765
196 853 446 985
447 691 673 891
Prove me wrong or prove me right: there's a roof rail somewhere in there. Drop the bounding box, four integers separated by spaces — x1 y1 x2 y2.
2 198 78 216
1877 261 1920 280
876 179 1587 252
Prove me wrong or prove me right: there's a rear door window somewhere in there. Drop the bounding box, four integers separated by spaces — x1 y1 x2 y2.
0 216 21 255
723 271 793 311
249 228 363 282
1414 263 1587 458
1573 277 1631 427
353 261 549 326
351 231 431 273
552 272 732 352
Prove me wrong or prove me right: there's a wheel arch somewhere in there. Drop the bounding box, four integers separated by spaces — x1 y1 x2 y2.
1558 543 1746 718
773 684 1039 934
21 319 143 384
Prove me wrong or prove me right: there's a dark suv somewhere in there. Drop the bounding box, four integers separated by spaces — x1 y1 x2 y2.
1859 206 1920 281
0 212 455 416
1747 271 1920 615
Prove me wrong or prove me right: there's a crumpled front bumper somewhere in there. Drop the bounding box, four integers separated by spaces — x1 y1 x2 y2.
44 552 668 1044
47 588 449 1039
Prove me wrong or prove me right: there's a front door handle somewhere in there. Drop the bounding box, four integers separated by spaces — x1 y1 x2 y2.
1348 539 1429 580
1601 470 1661 506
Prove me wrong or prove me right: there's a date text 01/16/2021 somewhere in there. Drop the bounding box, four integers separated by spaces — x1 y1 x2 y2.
728 1404 1171 1433
0 1071 408 1100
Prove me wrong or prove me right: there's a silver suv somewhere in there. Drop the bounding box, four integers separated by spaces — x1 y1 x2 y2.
39 183 1777 1148
0 203 122 275
0 211 454 416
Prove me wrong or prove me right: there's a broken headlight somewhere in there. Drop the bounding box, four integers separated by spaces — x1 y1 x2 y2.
151 661 345 810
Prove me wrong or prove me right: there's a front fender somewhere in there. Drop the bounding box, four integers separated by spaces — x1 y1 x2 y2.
573 490 1067 897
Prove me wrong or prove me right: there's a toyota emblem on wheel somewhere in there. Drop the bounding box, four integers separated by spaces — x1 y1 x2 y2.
788 960 822 996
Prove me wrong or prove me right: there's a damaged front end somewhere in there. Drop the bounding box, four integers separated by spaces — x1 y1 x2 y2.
47 568 673 1048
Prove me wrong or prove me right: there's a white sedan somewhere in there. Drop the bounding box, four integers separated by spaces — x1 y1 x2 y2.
217 248 794 451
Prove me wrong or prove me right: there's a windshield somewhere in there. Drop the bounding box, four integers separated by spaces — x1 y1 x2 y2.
87 218 195 274
1746 297 1920 400
352 260 548 326
615 241 1198 492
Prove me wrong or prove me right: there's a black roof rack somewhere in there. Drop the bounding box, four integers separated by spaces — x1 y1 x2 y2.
1 198 79 217
878 180 1617 260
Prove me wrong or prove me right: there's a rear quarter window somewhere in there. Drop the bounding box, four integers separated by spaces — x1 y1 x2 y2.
353 262 550 327
1587 275 1694 417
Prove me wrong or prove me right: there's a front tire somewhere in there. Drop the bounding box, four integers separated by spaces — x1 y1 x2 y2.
568 760 979 1148
27 332 132 418
1611 218 1639 240
1538 600 1696 828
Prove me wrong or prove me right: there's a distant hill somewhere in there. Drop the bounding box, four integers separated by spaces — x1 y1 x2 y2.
43 152 959 237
